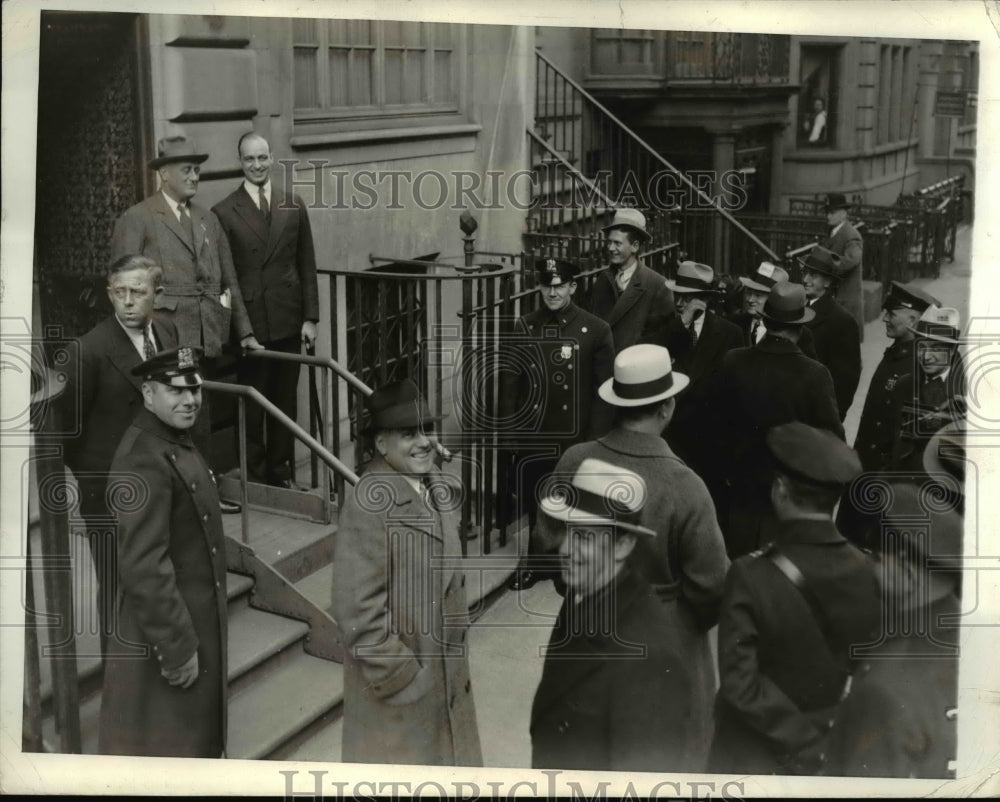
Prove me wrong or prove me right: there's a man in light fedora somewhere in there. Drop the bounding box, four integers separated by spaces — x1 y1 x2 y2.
707 281 843 557
331 378 482 767
111 135 261 511
587 208 675 354
736 261 819 359
823 193 864 336
663 260 744 476
530 457 697 772
800 245 862 420
539 343 729 770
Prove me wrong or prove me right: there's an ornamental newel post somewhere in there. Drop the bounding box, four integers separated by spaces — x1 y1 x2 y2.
460 210 478 268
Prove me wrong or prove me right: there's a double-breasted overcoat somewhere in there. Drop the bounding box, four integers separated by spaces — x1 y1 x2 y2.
98 408 228 757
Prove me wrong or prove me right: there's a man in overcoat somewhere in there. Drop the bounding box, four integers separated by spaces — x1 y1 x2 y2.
531 458 695 772
60 254 178 655
331 379 481 766
111 135 261 492
800 245 862 420
500 257 615 590
825 480 961 778
212 132 320 487
709 423 882 776
823 193 865 337
662 260 744 477
587 208 675 353
708 281 843 558
98 346 228 758
539 343 730 769
851 281 940 474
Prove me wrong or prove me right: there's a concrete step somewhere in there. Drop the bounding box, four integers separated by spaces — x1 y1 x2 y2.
292 563 334 616
271 707 344 763
223 508 336 584
227 603 310 696
227 649 344 760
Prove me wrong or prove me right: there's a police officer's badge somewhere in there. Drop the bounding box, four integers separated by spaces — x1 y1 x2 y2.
178 347 195 369
560 345 572 360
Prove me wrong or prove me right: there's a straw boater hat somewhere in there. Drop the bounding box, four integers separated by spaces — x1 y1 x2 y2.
148 135 209 170
908 306 961 344
665 261 716 295
602 208 651 242
758 281 815 326
361 378 445 436
598 344 690 407
740 261 789 293
539 457 656 538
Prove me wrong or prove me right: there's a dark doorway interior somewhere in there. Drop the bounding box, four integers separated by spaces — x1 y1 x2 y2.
34 11 151 338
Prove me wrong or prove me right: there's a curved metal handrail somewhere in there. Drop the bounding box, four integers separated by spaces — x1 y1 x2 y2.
202 380 360 486
244 348 373 397
317 260 520 281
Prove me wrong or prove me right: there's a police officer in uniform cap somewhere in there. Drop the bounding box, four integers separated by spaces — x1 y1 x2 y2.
852 280 941 473
710 422 881 776
99 346 228 758
500 256 615 590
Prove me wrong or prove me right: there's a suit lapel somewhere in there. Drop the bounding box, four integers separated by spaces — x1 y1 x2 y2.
151 192 195 256
690 311 721 378
262 188 288 264
106 319 145 393
607 264 646 326
232 185 270 245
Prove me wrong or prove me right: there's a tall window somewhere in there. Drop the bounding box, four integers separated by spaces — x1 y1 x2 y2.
798 45 839 148
293 20 463 131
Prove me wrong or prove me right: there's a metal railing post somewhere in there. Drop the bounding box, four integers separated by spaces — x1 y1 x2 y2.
237 395 249 544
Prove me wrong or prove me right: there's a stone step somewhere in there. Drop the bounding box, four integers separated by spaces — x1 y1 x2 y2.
226 601 310 697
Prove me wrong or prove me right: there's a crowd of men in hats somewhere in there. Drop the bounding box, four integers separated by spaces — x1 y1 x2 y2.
58 130 965 778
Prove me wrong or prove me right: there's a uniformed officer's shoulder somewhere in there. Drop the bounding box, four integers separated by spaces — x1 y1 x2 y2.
573 305 612 333
748 541 777 559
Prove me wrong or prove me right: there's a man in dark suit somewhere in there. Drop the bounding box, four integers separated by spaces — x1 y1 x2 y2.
735 261 819 359
531 458 695 772
709 423 882 776
99 347 228 758
823 193 865 337
663 260 744 477
708 282 844 558
61 254 178 654
587 208 675 353
212 133 320 487
500 257 615 589
800 245 862 420
825 480 961 778
111 136 260 508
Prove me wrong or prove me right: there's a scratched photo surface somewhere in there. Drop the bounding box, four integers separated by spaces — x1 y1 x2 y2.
1 0 998 797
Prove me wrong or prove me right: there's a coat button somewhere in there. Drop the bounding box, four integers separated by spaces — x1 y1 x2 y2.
211 547 217 555
190 482 197 491
203 513 210 522
557 720 569 733
170 453 177 462
563 384 568 390
562 405 568 411
216 580 221 588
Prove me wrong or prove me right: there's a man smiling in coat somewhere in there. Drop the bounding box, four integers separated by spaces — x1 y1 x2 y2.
99 346 228 758
531 458 695 772
331 379 481 766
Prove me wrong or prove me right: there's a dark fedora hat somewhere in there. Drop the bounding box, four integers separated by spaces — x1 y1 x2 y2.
798 245 845 280
759 281 815 325
825 193 850 212
362 378 445 436
666 261 716 294
149 135 209 169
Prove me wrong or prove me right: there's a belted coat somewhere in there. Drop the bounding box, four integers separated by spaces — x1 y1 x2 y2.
110 192 253 357
331 459 482 766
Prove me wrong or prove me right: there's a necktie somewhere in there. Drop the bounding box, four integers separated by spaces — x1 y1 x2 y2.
142 326 155 360
750 319 760 344
259 186 270 220
688 317 699 347
180 203 195 247
617 269 629 291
